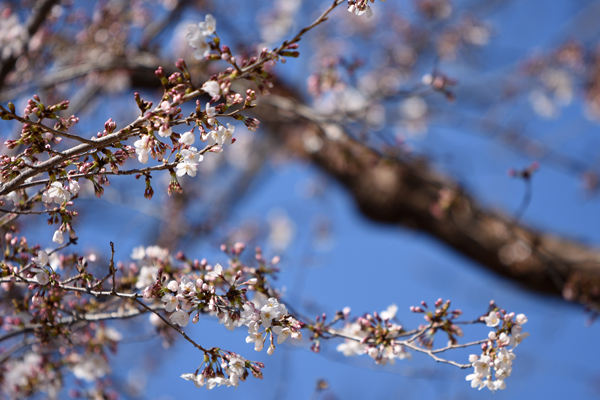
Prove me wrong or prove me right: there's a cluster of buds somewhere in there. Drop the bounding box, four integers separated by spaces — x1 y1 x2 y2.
410 298 464 348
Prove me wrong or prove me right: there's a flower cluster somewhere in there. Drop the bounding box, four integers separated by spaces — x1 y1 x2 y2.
181 352 264 390
336 304 410 365
245 295 302 354
466 310 529 391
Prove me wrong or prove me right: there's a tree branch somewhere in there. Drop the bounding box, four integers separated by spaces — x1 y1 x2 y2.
253 94 600 308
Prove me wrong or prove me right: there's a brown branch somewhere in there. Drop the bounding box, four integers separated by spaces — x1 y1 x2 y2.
253 93 600 309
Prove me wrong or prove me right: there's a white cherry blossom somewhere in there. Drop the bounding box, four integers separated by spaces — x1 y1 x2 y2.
43 182 71 204
170 309 190 327
52 229 64 244
181 373 205 388
135 265 158 289
133 135 152 164
181 147 204 164
179 131 195 146
34 269 50 285
69 180 80 195
32 250 49 266
176 161 198 177
207 263 223 278
162 294 178 312
199 14 216 36
158 124 172 137
186 24 210 59
167 280 179 292
484 311 500 327
272 325 291 344
202 80 220 97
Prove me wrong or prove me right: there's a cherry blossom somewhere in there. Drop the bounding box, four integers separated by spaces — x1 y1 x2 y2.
34 269 50 285
52 229 64 244
186 25 210 60
42 182 71 204
181 373 204 388
135 265 159 289
176 161 198 177
133 135 152 164
199 14 217 36
179 131 195 146
162 294 178 312
158 124 172 137
209 124 235 147
272 325 291 344
246 321 265 351
167 280 179 292
32 250 49 266
170 309 190 327
180 147 203 164
484 311 500 327
202 80 220 97
69 180 80 195
205 102 217 124
207 263 223 278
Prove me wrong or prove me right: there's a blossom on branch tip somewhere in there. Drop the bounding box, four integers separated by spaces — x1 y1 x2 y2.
187 25 210 60
207 263 223 278
158 124 172 137
348 0 373 18
199 14 217 36
52 229 64 245
34 269 50 285
32 250 49 266
133 135 152 164
515 313 528 325
167 280 179 292
181 373 205 388
484 311 500 327
179 131 195 146
380 304 398 320
181 147 204 164
176 161 198 177
170 309 190 327
43 182 71 204
69 180 80 195
162 294 178 312
202 80 220 97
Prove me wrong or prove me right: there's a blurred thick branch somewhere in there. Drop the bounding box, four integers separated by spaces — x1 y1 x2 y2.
253 92 600 309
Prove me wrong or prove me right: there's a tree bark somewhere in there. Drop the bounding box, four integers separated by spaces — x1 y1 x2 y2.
252 93 600 309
